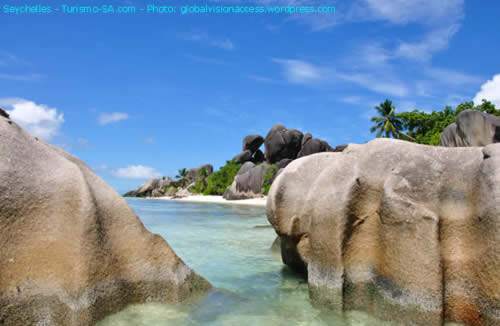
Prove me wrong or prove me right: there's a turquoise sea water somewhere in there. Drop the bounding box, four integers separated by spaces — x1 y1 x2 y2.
97 199 386 326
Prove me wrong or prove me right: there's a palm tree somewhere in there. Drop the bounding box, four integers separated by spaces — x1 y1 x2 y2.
176 168 187 179
370 100 406 139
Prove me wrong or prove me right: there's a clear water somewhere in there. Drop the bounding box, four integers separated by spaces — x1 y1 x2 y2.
97 199 388 326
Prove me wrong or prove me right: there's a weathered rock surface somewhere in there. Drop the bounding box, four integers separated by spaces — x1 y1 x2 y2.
264 124 303 163
151 189 164 197
223 163 269 200
270 236 281 253
242 135 264 153
123 178 173 197
186 164 213 182
232 150 253 164
0 107 9 119
238 161 256 176
0 116 211 325
165 187 177 197
297 133 333 158
332 144 348 152
276 159 293 170
267 138 499 326
440 110 500 147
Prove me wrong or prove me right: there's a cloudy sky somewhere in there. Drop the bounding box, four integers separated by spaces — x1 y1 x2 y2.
2 0 500 193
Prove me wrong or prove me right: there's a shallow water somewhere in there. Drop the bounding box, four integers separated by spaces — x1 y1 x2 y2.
97 199 389 326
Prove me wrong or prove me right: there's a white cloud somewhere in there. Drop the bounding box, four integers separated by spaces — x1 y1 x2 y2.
143 137 156 144
341 96 364 105
424 67 482 86
337 72 409 97
93 164 109 172
273 59 322 84
0 73 42 81
204 107 226 118
247 74 280 84
0 97 64 141
273 58 408 97
473 74 500 107
183 32 235 50
350 0 464 25
396 100 417 111
446 94 469 107
77 137 88 145
397 25 460 62
358 43 393 66
98 112 129 125
346 1 464 64
0 52 23 66
211 39 234 50
111 165 162 179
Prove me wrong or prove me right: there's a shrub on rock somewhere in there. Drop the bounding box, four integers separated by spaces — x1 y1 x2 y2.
203 161 242 195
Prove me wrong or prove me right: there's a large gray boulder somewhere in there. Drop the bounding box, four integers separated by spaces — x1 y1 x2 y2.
165 187 177 197
237 161 256 175
276 158 293 169
232 150 253 164
123 177 173 197
264 124 303 163
0 115 210 325
297 133 333 158
267 138 499 326
186 164 213 181
242 135 264 153
440 110 500 147
332 144 347 152
223 163 269 200
0 107 9 118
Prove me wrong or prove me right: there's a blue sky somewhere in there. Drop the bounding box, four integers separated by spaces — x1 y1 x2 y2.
2 0 500 193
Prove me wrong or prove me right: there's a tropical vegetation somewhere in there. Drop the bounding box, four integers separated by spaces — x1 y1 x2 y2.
261 164 278 195
203 161 242 195
371 99 499 145
176 168 187 179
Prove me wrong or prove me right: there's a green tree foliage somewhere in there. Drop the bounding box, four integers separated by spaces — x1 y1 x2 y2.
396 100 499 145
261 164 278 195
370 99 405 139
203 161 242 195
191 168 209 194
176 168 187 179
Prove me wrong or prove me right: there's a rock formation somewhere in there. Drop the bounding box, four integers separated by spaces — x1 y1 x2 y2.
0 107 9 119
186 164 213 182
0 115 211 325
276 159 293 169
124 124 343 200
123 177 174 197
440 109 500 147
223 163 270 200
242 135 264 153
267 138 499 326
232 150 253 164
297 133 333 158
124 164 213 198
252 149 265 164
264 124 304 163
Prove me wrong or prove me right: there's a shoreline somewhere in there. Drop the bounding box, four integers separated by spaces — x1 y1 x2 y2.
145 195 267 207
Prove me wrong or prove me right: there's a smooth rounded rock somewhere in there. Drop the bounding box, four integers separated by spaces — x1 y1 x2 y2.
267 138 499 326
0 115 211 325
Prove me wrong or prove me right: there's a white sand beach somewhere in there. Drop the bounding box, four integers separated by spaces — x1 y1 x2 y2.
155 195 267 207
